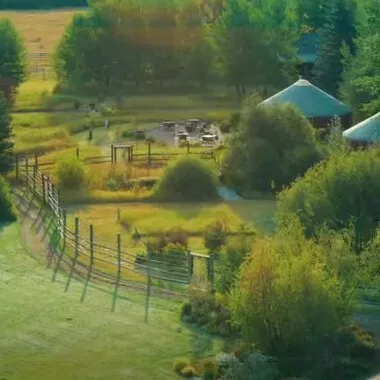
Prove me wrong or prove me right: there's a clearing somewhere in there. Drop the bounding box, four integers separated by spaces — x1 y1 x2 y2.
0 223 223 379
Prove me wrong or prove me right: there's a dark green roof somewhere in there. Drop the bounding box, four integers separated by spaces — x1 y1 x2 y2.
343 113 380 142
296 33 320 64
261 79 351 118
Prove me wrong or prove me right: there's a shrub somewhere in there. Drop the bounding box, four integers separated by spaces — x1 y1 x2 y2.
229 227 353 362
223 103 322 193
202 359 218 380
181 365 198 378
215 233 253 294
0 175 16 223
219 351 278 380
180 302 192 319
55 155 87 191
277 149 380 251
204 220 229 254
147 228 189 253
154 156 219 202
173 358 190 373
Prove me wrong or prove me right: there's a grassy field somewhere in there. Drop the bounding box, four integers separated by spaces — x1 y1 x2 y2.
0 223 224 379
0 9 81 54
65 200 276 254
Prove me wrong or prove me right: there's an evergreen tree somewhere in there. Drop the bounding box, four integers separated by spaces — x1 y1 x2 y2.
313 0 356 96
0 19 27 103
0 93 13 174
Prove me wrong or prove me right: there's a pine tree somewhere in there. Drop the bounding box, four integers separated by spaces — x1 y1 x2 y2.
313 0 356 96
0 93 13 174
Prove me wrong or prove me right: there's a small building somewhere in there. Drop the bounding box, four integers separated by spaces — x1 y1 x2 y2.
260 78 352 130
342 112 380 148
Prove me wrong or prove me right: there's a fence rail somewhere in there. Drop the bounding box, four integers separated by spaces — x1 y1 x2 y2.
16 158 213 319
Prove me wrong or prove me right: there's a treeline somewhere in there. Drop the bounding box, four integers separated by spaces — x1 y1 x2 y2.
53 0 379 118
0 0 87 9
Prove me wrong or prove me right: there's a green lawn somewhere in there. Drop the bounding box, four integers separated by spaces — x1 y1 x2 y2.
0 224 223 379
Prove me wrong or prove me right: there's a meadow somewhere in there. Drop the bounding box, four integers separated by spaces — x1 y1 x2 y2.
0 223 224 379
65 201 276 254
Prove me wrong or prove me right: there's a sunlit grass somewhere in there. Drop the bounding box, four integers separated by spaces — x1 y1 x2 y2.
0 9 82 54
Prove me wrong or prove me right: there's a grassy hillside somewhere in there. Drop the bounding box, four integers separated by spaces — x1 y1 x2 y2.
0 9 80 54
0 223 223 379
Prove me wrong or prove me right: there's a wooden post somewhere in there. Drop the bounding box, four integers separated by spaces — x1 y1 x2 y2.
76 147 80 159
114 147 118 164
42 174 46 204
111 144 114 164
112 234 122 312
187 141 190 154
148 143 151 167
145 250 152 323
15 154 19 179
34 153 38 168
33 165 37 192
117 208 121 223
208 254 215 291
81 224 94 303
65 217 80 292
25 157 29 187
52 209 67 283
188 252 194 281
62 209 67 251
130 145 134 162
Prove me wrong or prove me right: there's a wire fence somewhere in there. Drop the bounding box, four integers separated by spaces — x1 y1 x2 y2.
16 157 214 320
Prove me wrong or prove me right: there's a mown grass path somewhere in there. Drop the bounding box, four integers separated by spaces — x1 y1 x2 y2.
0 223 223 379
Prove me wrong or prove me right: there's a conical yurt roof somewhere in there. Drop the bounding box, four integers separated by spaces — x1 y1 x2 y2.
260 79 351 118
342 112 380 143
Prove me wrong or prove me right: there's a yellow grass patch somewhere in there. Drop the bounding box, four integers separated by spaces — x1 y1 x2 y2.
0 9 82 54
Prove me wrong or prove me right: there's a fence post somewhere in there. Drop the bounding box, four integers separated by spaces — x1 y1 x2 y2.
26 157 29 187
42 174 46 204
112 234 122 312
145 250 152 323
76 147 80 159
208 254 215 291
81 224 94 303
32 165 37 192
34 153 38 168
148 143 151 167
15 154 19 179
52 209 67 283
65 217 80 292
130 145 134 162
111 144 114 164
187 141 190 154
117 208 121 223
188 252 194 282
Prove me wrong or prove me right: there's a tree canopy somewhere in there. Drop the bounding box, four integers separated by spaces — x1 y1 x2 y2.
0 93 13 174
0 18 27 102
222 103 321 194
277 149 380 252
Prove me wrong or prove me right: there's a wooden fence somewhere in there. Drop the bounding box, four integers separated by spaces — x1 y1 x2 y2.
16 159 214 320
15 143 216 172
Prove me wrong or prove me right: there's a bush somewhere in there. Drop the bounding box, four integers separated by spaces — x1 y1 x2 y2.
153 156 220 202
215 233 253 294
202 359 218 380
181 365 198 378
0 175 16 223
173 358 190 373
229 226 353 363
55 156 87 191
147 228 189 253
223 103 322 193
204 220 229 254
277 149 380 251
